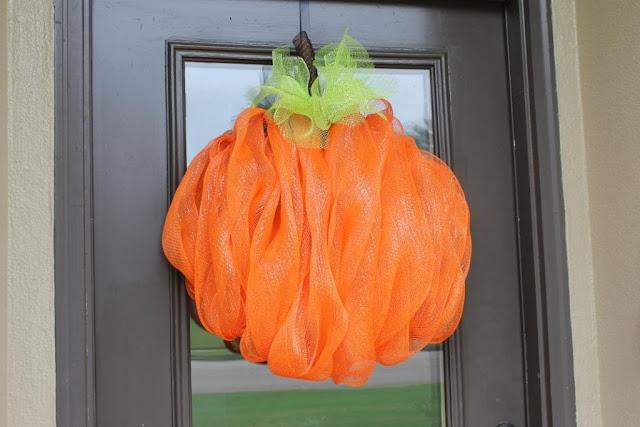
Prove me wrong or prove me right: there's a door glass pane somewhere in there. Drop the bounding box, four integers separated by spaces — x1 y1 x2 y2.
185 61 442 427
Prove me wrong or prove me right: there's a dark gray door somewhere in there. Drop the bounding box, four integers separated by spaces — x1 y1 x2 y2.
92 1 524 425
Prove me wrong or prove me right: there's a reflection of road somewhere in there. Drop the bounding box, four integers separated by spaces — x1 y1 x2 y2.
191 351 442 394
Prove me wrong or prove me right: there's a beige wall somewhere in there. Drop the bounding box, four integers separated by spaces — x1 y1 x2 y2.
554 0 640 425
551 0 603 425
552 0 603 427
1 1 56 426
576 0 640 425
0 0 8 424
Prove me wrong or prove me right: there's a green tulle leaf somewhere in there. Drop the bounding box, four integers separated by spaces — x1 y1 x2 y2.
252 33 391 146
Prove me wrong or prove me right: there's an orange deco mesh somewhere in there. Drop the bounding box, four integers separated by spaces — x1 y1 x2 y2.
162 103 471 387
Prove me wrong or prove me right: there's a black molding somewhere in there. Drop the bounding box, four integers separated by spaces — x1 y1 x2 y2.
55 1 576 426
166 43 197 427
505 0 576 426
54 0 96 426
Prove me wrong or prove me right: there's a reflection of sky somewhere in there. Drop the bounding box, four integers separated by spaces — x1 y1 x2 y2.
185 63 266 162
376 68 431 129
185 62 432 163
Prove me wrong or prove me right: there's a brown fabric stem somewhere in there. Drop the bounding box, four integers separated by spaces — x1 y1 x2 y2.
293 31 317 92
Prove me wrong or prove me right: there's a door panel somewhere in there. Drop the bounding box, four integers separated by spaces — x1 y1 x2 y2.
92 1 524 425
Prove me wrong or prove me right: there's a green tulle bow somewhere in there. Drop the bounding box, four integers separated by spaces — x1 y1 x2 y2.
252 33 389 147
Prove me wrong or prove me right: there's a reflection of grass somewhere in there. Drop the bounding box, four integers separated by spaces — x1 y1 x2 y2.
191 320 242 361
193 383 442 427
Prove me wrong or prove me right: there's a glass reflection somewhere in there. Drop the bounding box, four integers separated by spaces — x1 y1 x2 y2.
185 61 442 427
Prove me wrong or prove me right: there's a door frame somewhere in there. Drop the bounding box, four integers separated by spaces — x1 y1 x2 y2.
54 0 576 426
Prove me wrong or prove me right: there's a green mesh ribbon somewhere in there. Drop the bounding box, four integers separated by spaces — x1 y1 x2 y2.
252 33 390 147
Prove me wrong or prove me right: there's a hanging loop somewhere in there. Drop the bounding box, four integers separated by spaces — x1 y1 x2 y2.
293 31 317 92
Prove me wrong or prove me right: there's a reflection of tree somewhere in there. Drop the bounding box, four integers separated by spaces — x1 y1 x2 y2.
406 119 434 153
